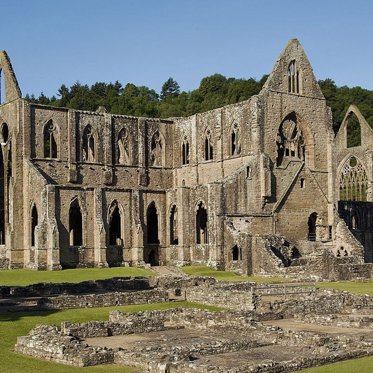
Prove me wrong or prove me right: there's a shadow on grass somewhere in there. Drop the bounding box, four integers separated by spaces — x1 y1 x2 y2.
0 308 60 322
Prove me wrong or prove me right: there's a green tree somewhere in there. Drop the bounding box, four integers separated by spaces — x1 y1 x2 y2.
160 77 180 100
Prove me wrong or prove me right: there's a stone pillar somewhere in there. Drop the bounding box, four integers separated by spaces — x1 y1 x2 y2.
46 185 61 270
93 188 108 267
177 186 191 264
130 190 145 265
102 113 113 185
208 183 225 268
67 110 78 183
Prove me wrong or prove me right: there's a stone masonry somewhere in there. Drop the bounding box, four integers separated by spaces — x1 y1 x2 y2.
0 39 372 275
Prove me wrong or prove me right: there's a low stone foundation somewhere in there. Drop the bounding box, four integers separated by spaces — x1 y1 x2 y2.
16 302 373 372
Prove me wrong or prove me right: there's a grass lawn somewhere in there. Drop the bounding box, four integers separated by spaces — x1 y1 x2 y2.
181 265 288 282
0 301 222 373
0 267 154 286
300 356 373 373
317 280 373 295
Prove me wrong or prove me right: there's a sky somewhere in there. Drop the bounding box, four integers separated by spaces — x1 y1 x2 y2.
1 0 373 97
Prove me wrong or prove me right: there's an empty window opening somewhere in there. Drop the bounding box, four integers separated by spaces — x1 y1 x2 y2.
276 112 305 167
181 136 190 165
0 148 4 244
147 202 159 244
196 202 208 244
150 130 164 167
7 142 11 192
31 204 38 247
288 60 300 94
170 205 178 245
69 199 83 246
338 156 368 201
308 212 317 241
109 203 122 246
204 130 213 161
117 128 131 165
1 123 8 144
43 121 58 158
232 245 242 261
300 178 305 188
246 166 252 179
0 69 5 104
346 112 361 148
83 125 95 162
351 214 358 230
328 225 332 240
230 123 241 156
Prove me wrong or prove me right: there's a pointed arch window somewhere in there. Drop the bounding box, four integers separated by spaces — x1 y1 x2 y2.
170 204 178 244
31 204 38 247
69 198 83 246
230 123 241 156
82 125 96 162
204 129 213 161
43 120 58 158
0 68 5 104
117 128 132 165
196 201 208 244
0 123 8 144
346 112 361 148
147 202 159 244
181 136 189 165
108 201 122 246
288 60 300 94
276 113 305 166
150 130 165 167
339 156 368 201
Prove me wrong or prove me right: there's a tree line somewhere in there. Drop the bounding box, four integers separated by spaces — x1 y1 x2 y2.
25 75 373 133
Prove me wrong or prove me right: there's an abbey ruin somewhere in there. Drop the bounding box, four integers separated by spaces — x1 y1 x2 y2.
0 39 372 277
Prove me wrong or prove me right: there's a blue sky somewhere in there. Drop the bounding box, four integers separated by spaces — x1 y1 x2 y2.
1 0 373 97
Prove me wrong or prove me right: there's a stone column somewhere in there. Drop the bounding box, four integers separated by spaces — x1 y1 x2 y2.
130 190 145 265
208 183 225 269
46 185 61 270
177 186 191 264
67 110 78 183
93 188 108 267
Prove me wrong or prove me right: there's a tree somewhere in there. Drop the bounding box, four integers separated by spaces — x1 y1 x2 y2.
160 78 180 100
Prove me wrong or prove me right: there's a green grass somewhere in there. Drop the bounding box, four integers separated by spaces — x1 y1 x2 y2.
299 356 373 373
181 265 288 282
0 301 222 373
317 280 373 295
0 267 154 286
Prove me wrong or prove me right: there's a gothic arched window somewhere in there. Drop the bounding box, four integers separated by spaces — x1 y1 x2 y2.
230 123 241 156
117 128 132 165
276 113 305 166
339 156 368 201
204 129 213 161
196 201 208 244
150 130 165 167
82 125 96 162
43 120 58 158
288 60 300 94
181 136 189 165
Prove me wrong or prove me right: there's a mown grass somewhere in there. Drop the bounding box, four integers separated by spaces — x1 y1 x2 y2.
300 356 373 373
0 301 222 373
0 267 154 286
181 265 288 282
317 280 373 295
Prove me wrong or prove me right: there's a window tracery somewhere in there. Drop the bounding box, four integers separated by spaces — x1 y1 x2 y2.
339 156 368 201
276 114 305 166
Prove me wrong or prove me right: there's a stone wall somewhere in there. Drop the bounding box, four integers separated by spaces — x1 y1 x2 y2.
0 276 152 298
